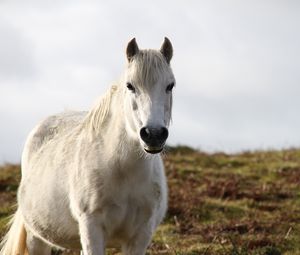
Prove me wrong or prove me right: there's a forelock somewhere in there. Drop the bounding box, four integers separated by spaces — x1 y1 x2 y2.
129 49 171 88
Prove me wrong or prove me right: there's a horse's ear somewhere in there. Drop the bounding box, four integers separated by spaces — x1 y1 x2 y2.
126 38 139 62
160 37 173 64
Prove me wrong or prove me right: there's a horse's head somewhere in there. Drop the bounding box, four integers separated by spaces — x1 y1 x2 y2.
123 38 175 154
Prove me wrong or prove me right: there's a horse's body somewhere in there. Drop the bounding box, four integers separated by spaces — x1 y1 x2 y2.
0 38 175 255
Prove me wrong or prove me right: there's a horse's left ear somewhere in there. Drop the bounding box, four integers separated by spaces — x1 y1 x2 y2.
160 37 173 64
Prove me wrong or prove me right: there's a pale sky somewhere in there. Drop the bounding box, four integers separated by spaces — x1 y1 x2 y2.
1 0 300 163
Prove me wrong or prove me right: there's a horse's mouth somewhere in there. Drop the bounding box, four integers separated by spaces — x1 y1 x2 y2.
144 147 163 154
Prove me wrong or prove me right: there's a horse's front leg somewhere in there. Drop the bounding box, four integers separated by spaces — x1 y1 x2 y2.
122 226 153 255
78 213 105 255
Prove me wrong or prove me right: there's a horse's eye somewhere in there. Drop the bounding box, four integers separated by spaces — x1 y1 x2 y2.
166 82 175 93
126 82 135 93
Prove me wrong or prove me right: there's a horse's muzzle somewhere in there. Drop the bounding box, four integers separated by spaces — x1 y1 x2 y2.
140 126 168 153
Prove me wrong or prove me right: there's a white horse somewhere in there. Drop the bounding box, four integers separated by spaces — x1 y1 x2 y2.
0 37 175 255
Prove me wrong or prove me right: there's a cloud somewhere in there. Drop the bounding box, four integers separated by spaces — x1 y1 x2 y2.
0 19 37 81
0 0 300 163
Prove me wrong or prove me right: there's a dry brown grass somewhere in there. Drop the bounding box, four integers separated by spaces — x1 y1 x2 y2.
1 147 300 254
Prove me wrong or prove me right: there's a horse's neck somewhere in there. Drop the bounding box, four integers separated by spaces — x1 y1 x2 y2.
86 85 140 162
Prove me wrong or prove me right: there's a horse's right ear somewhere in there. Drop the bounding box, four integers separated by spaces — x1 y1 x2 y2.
126 38 139 62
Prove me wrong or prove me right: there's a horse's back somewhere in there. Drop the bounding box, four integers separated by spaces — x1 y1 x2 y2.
22 111 87 171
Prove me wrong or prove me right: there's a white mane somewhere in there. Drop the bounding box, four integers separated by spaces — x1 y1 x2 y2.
85 85 119 132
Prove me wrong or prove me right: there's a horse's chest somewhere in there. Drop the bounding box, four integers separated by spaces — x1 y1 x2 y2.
101 181 159 240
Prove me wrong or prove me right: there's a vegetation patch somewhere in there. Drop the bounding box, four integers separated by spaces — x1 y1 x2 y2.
1 148 300 254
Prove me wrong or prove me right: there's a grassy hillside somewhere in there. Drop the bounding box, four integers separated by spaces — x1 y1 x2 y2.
1 146 300 254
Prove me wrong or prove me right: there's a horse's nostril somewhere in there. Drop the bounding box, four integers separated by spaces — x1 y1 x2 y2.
160 127 169 141
140 127 151 142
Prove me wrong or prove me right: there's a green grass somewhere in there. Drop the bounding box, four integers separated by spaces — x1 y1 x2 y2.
1 147 300 254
